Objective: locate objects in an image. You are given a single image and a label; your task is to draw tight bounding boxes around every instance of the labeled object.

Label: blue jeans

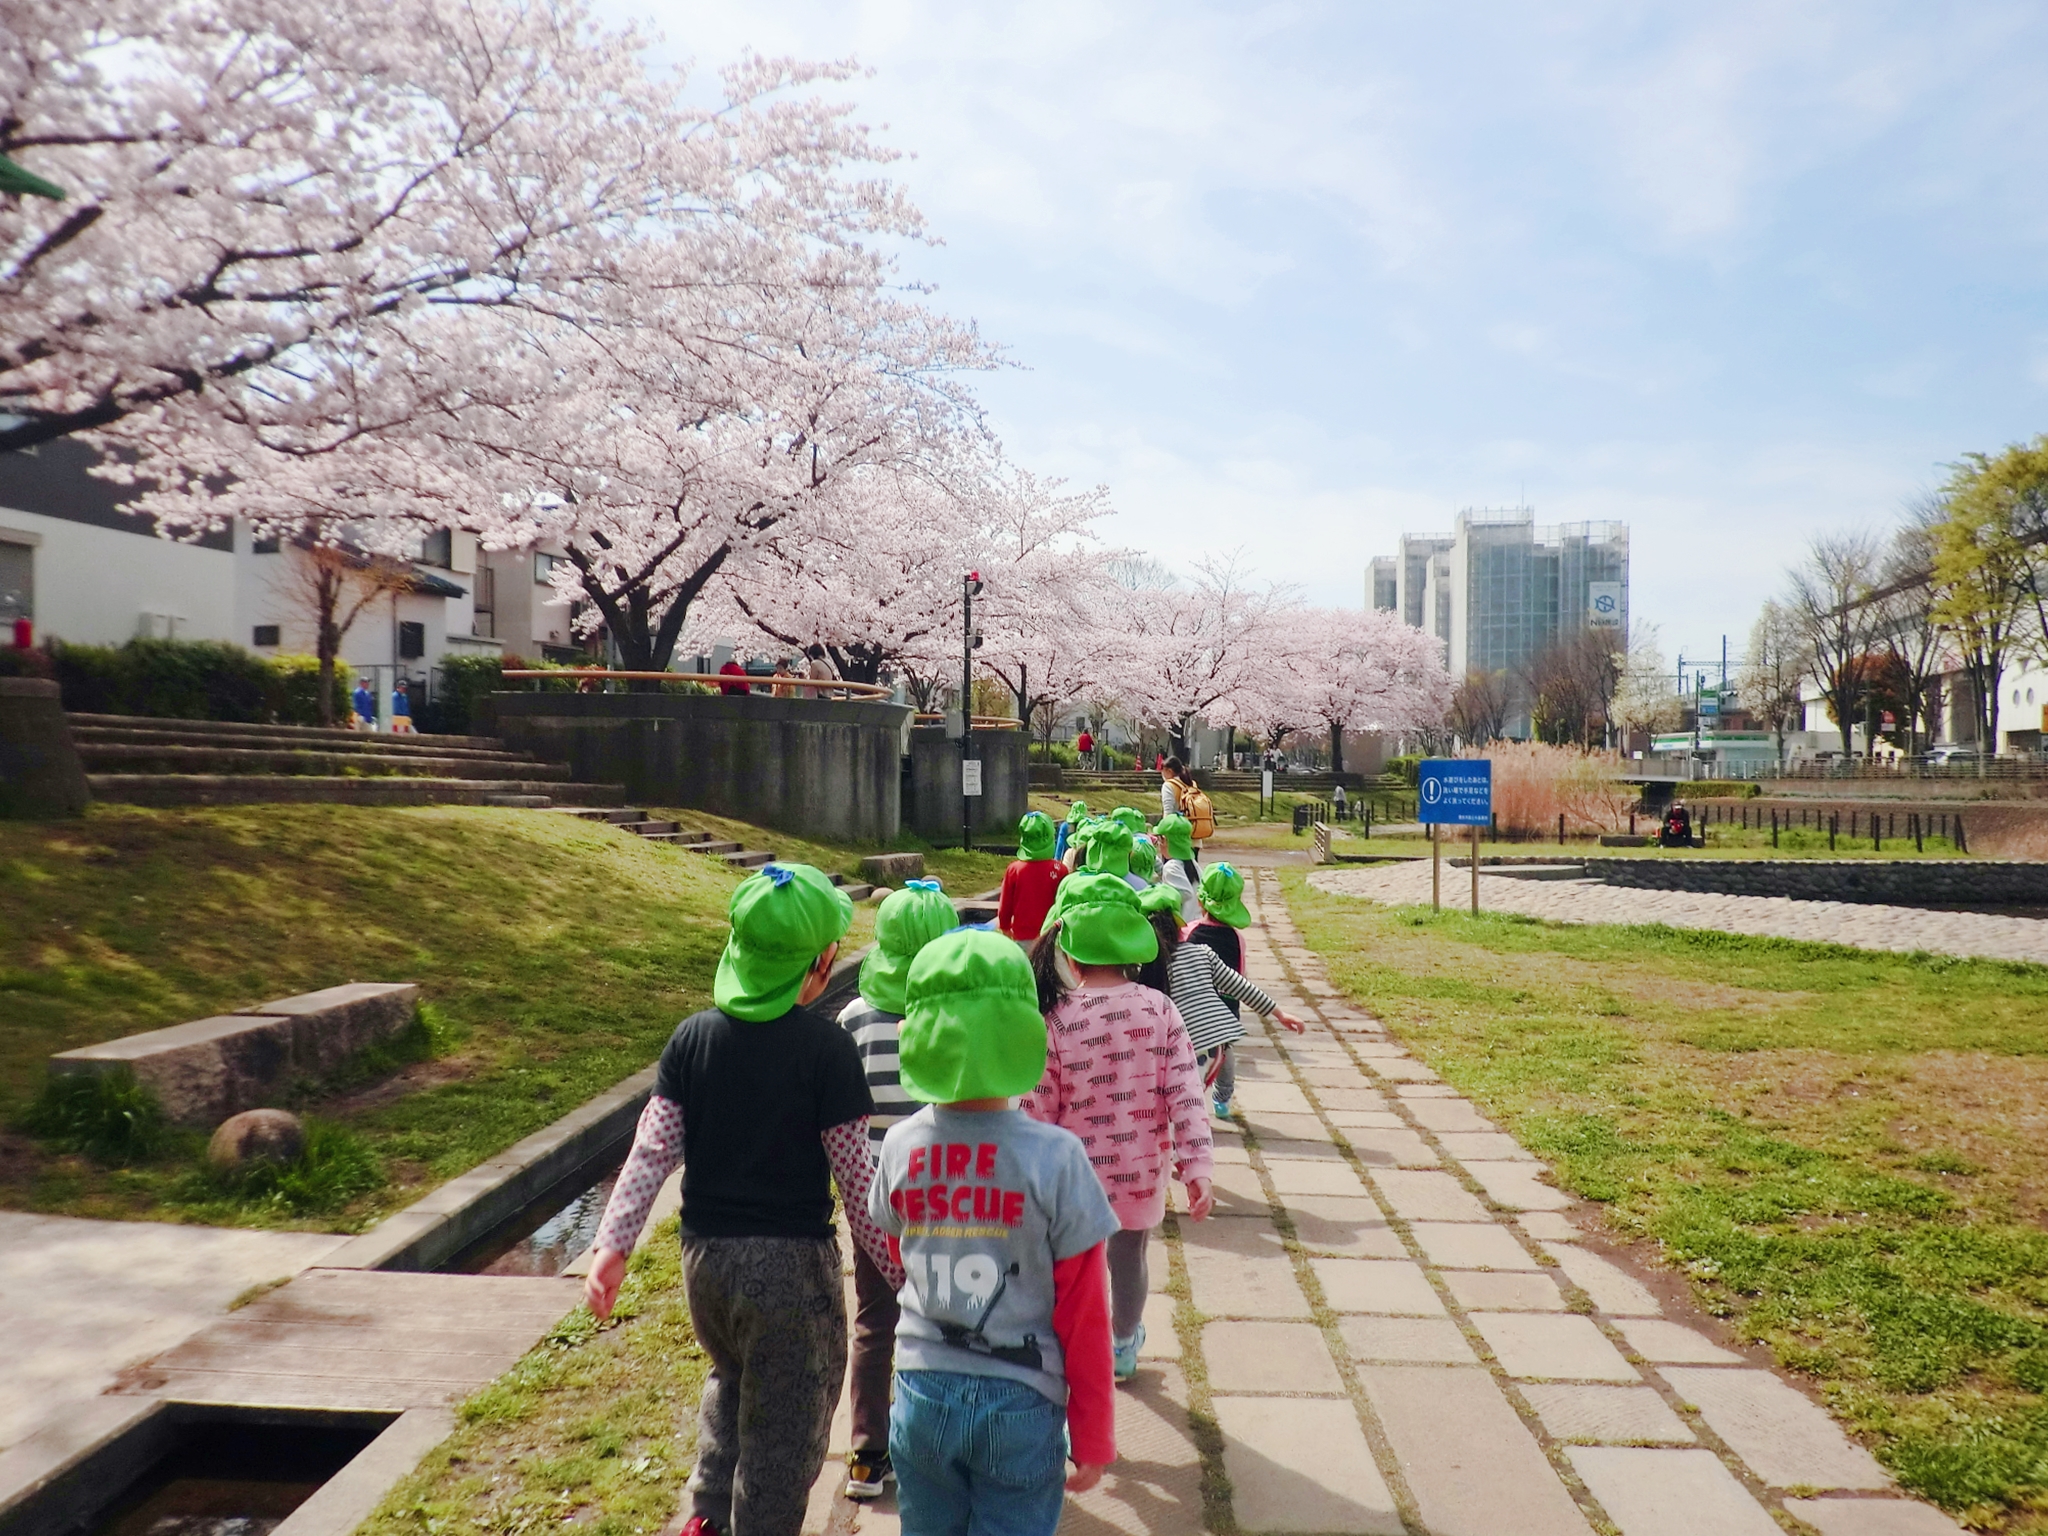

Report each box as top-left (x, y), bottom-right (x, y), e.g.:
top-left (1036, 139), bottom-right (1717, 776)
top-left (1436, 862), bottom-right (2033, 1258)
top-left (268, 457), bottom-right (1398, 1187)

top-left (890, 1370), bottom-right (1068, 1536)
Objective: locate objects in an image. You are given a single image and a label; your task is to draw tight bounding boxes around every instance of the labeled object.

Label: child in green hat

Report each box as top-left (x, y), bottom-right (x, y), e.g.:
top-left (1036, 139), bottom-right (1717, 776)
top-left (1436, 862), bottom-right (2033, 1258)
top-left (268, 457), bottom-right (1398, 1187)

top-left (1024, 874), bottom-right (1213, 1382)
top-left (999, 811), bottom-right (1067, 942)
top-left (1155, 813), bottom-right (1200, 921)
top-left (585, 863), bottom-right (903, 1536)
top-left (872, 929), bottom-right (1122, 1532)
top-left (836, 879), bottom-right (958, 1501)
top-left (1053, 799), bottom-right (1089, 865)
top-left (1173, 863), bottom-right (1305, 1120)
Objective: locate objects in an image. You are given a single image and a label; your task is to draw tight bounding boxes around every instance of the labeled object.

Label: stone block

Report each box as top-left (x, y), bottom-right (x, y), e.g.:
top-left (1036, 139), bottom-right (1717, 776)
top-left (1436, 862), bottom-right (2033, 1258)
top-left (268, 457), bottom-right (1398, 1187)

top-left (1409, 1221), bottom-right (1539, 1270)
top-left (1240, 1109), bottom-right (1327, 1143)
top-left (1518, 1211), bottom-right (1581, 1243)
top-left (1542, 1243), bottom-right (1660, 1316)
top-left (1185, 1252), bottom-right (1310, 1319)
top-left (1311, 1258), bottom-right (1446, 1315)
top-left (1202, 1321), bottom-right (1345, 1394)
top-left (1404, 1097), bottom-right (1494, 1132)
top-left (1780, 1497), bottom-right (1969, 1535)
top-left (1257, 1132), bottom-right (1346, 1162)
top-left (1522, 1383), bottom-right (1696, 1445)
top-left (1213, 1396), bottom-right (1400, 1533)
top-left (1369, 1169), bottom-right (1491, 1223)
top-left (1205, 1161), bottom-right (1272, 1216)
top-left (1462, 1160), bottom-right (1572, 1211)
top-left (1436, 1131), bottom-right (1535, 1163)
top-left (1660, 1368), bottom-right (1891, 1490)
top-left (1567, 1446), bottom-right (1780, 1536)
top-left (1301, 1065), bottom-right (1371, 1089)
top-left (1614, 1319), bottom-right (1741, 1364)
top-left (1359, 1365), bottom-right (1598, 1536)
top-left (1231, 1081), bottom-right (1315, 1114)
top-left (1338, 1315), bottom-right (1475, 1364)
top-left (1283, 1195), bottom-right (1407, 1258)
top-left (1366, 1057), bottom-right (1440, 1082)
top-left (1325, 1109), bottom-right (1406, 1129)
top-left (1470, 1313), bottom-right (1638, 1381)
top-left (0, 678), bottom-right (90, 818)
top-left (254, 983), bottom-right (421, 1074)
top-left (1341, 1127), bottom-right (1439, 1167)
top-left (1265, 1158), bottom-right (1365, 1197)
top-left (860, 851), bottom-right (926, 884)
top-left (1443, 1270), bottom-right (1564, 1312)
top-left (1140, 1292), bottom-right (1180, 1358)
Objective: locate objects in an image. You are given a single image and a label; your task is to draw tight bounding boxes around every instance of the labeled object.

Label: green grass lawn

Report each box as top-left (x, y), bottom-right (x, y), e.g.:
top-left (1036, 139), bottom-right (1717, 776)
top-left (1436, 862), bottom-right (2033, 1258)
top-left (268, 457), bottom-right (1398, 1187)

top-left (1283, 873), bottom-right (2048, 1529)
top-left (0, 801), bottom-right (1007, 1233)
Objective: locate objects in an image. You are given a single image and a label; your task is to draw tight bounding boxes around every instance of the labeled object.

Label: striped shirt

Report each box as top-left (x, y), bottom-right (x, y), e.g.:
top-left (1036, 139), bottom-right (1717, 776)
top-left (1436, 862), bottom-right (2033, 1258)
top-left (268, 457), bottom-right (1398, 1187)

top-left (1166, 943), bottom-right (1277, 1056)
top-left (838, 998), bottom-right (919, 1147)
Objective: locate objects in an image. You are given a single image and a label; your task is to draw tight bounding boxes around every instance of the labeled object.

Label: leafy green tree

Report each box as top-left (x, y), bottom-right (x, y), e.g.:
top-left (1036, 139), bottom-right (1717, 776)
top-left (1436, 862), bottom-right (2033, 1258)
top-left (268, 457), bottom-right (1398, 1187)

top-left (1929, 447), bottom-right (2040, 751)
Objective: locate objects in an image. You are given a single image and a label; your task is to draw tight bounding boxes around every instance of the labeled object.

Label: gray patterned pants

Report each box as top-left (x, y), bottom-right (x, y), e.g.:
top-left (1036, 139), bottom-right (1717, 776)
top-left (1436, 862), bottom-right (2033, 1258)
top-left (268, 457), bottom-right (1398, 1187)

top-left (682, 1235), bottom-right (848, 1536)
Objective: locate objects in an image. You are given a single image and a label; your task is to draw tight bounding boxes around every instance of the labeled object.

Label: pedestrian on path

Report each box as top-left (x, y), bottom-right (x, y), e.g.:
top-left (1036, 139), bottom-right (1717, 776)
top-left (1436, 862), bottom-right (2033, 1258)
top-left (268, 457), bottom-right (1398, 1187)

top-left (835, 880), bottom-right (958, 1502)
top-left (871, 928), bottom-right (1121, 1535)
top-left (1158, 756), bottom-right (1185, 818)
top-left (583, 863), bottom-right (902, 1536)
top-left (1156, 813), bottom-right (1200, 920)
top-left (1169, 865), bottom-right (1305, 1118)
top-left (389, 677), bottom-right (415, 732)
top-left (352, 677), bottom-right (376, 730)
top-left (1053, 799), bottom-right (1088, 866)
top-left (1000, 812), bottom-right (1067, 942)
top-left (1024, 873), bottom-right (1212, 1381)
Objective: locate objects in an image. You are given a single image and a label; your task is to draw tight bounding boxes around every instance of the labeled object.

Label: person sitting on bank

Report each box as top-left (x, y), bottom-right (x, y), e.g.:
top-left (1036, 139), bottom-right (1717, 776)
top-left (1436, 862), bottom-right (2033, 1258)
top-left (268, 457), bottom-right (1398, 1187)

top-left (584, 863), bottom-right (903, 1536)
top-left (1659, 804), bottom-right (1693, 848)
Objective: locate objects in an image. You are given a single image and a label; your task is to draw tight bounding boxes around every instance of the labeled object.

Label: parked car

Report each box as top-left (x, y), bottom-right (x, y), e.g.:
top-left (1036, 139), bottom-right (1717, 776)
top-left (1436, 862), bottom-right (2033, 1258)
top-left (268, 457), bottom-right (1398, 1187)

top-left (1924, 745), bottom-right (1986, 766)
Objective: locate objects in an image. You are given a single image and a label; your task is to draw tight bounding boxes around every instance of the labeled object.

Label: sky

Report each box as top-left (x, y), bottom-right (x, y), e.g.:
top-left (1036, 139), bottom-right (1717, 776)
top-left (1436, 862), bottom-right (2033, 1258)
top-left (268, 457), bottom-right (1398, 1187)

top-left (598, 0), bottom-right (2048, 670)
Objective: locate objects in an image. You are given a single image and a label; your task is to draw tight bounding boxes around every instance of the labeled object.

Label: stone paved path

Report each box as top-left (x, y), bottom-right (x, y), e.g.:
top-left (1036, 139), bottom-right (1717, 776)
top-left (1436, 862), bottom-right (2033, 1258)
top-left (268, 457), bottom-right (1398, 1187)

top-left (1311, 858), bottom-right (2048, 963)
top-left (798, 870), bottom-right (1965, 1536)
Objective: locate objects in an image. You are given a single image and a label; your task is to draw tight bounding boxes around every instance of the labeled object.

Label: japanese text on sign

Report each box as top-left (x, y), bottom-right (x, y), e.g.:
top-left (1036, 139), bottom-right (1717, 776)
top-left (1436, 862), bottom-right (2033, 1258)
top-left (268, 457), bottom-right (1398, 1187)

top-left (1417, 758), bottom-right (1492, 826)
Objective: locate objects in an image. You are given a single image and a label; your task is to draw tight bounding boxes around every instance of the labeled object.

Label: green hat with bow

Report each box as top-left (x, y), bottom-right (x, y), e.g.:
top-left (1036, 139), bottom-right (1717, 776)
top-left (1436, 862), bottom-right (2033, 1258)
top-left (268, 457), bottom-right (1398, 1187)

top-left (899, 929), bottom-right (1048, 1101)
top-left (1137, 883), bottom-right (1182, 918)
top-left (1064, 799), bottom-right (1090, 825)
top-left (1156, 812), bottom-right (1196, 862)
top-left (1128, 834), bottom-right (1158, 884)
top-left (1197, 862), bottom-right (1251, 928)
top-left (1017, 810), bottom-right (1057, 861)
top-left (1109, 806), bottom-right (1149, 837)
top-left (1080, 820), bottom-right (1133, 878)
top-left (859, 880), bottom-right (958, 1015)
top-left (1051, 871), bottom-right (1159, 966)
top-left (714, 863), bottom-right (854, 1021)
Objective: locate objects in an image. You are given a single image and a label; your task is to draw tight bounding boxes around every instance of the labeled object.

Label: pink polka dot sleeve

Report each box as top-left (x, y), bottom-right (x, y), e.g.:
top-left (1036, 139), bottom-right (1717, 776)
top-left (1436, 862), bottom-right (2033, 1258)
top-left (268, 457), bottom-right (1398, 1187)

top-left (823, 1117), bottom-right (905, 1292)
top-left (594, 1094), bottom-right (686, 1257)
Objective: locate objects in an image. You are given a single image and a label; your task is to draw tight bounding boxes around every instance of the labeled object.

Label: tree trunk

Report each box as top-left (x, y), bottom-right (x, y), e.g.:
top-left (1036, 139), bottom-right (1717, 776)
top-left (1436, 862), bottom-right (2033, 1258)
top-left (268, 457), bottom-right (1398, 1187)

top-left (314, 571), bottom-right (341, 728)
top-left (1329, 720), bottom-right (1344, 775)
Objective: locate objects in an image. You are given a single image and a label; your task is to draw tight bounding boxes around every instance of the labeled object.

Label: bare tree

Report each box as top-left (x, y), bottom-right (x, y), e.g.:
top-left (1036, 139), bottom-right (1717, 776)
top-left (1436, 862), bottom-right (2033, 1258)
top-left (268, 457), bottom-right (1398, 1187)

top-left (1740, 599), bottom-right (1810, 762)
top-left (1449, 670), bottom-right (1512, 743)
top-left (1523, 629), bottom-right (1622, 747)
top-left (270, 538), bottom-right (417, 727)
top-left (1612, 621), bottom-right (1680, 746)
top-left (1787, 532), bottom-right (1884, 757)
top-left (1874, 511), bottom-right (1948, 755)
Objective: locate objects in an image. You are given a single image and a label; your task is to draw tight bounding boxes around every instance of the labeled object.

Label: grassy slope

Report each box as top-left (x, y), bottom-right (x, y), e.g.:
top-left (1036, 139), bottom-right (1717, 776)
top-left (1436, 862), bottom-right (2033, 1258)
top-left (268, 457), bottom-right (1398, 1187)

top-left (1283, 873), bottom-right (2048, 1529)
top-left (0, 802), bottom-right (1004, 1231)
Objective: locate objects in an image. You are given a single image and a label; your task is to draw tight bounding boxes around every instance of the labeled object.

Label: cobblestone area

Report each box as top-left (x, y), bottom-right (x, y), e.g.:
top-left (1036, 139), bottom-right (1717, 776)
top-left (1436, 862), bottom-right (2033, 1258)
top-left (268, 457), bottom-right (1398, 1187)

top-left (795, 872), bottom-right (1966, 1536)
top-left (1310, 858), bottom-right (2048, 963)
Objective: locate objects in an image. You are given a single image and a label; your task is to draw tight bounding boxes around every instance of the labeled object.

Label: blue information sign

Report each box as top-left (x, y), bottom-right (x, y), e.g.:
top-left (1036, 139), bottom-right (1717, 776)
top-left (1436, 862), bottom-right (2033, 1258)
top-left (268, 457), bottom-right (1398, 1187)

top-left (1417, 758), bottom-right (1492, 826)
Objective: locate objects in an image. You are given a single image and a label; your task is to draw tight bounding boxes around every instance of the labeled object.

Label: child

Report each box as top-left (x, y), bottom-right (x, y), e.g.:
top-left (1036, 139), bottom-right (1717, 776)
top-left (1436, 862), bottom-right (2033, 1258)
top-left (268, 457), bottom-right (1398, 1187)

top-left (999, 812), bottom-right (1066, 942)
top-left (1025, 873), bottom-right (1213, 1380)
top-left (873, 929), bottom-right (1122, 1534)
top-left (1155, 813), bottom-right (1200, 921)
top-left (1053, 799), bottom-right (1089, 865)
top-left (584, 864), bottom-right (903, 1536)
top-left (1171, 864), bottom-right (1305, 1119)
top-left (1127, 832), bottom-right (1159, 888)
top-left (837, 880), bottom-right (959, 1501)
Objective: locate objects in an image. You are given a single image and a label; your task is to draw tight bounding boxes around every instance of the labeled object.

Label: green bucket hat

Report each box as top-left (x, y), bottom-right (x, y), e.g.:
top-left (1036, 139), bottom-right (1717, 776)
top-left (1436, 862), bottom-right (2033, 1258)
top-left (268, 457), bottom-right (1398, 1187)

top-left (1017, 811), bottom-right (1057, 862)
top-left (714, 863), bottom-right (854, 1021)
top-left (1109, 806), bottom-right (1148, 837)
top-left (1197, 862), bottom-right (1251, 928)
top-left (859, 880), bottom-right (958, 1016)
top-left (899, 929), bottom-right (1048, 1102)
top-left (1064, 799), bottom-right (1090, 825)
top-left (1051, 871), bottom-right (1159, 966)
top-left (1128, 835), bottom-right (1158, 884)
top-left (1080, 821), bottom-right (1133, 878)
top-left (1137, 883), bottom-right (1182, 918)
top-left (1156, 812), bottom-right (1196, 862)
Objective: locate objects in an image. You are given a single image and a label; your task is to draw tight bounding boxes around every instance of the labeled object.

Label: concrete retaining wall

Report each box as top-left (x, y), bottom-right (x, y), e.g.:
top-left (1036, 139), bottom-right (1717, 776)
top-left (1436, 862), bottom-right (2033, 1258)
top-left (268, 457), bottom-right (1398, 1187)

top-left (903, 727), bottom-right (1030, 845)
top-left (1585, 858), bottom-right (2048, 905)
top-left (0, 678), bottom-right (89, 818)
top-left (484, 692), bottom-right (913, 844)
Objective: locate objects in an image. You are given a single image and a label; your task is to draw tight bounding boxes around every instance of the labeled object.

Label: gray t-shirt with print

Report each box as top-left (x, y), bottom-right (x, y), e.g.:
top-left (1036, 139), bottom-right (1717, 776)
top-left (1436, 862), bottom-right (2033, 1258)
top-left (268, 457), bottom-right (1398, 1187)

top-left (870, 1105), bottom-right (1120, 1404)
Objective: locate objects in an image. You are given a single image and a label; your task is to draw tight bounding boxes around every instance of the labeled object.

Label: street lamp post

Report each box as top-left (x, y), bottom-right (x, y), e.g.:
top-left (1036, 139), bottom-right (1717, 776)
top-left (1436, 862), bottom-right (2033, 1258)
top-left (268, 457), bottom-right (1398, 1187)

top-left (962, 570), bottom-right (983, 851)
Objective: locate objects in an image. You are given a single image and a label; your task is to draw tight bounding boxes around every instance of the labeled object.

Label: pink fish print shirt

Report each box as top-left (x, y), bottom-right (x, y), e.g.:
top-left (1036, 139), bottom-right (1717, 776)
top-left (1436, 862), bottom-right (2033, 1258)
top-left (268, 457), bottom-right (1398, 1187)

top-left (1022, 981), bottom-right (1213, 1229)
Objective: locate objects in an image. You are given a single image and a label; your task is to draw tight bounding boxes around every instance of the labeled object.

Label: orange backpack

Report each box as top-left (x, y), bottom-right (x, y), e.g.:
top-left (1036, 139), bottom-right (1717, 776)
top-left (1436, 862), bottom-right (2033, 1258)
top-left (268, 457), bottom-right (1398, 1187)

top-left (1174, 778), bottom-right (1215, 840)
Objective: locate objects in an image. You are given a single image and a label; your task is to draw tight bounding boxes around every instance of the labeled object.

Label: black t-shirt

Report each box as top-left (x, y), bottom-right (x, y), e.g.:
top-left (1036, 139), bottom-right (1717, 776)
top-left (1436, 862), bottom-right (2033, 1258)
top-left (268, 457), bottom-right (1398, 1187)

top-left (1184, 922), bottom-right (1245, 1017)
top-left (653, 1004), bottom-right (875, 1239)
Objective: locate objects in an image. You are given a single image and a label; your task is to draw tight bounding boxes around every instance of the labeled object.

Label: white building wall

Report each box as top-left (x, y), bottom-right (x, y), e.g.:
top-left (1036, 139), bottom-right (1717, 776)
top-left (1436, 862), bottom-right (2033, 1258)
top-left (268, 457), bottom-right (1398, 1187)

top-left (0, 503), bottom-right (239, 646)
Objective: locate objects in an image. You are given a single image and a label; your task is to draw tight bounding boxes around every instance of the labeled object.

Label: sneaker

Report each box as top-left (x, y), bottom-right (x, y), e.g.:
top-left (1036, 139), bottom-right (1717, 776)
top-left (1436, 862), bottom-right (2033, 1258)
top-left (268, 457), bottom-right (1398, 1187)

top-left (680, 1518), bottom-right (721, 1536)
top-left (1113, 1323), bottom-right (1146, 1382)
top-left (1212, 1097), bottom-right (1234, 1122)
top-left (844, 1453), bottom-right (893, 1501)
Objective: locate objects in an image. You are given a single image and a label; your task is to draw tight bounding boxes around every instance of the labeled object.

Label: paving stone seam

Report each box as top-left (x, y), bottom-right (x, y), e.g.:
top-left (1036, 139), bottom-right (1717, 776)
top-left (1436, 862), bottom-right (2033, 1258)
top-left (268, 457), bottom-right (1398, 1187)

top-left (1154, 1207), bottom-right (1238, 1535)
top-left (1250, 872), bottom-right (1883, 1536)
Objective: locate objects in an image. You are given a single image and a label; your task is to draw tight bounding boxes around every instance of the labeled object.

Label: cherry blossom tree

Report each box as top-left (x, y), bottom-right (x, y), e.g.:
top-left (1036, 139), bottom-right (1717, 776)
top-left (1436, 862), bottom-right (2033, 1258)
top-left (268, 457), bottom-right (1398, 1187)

top-left (1117, 557), bottom-right (1297, 757)
top-left (1268, 607), bottom-right (1451, 771)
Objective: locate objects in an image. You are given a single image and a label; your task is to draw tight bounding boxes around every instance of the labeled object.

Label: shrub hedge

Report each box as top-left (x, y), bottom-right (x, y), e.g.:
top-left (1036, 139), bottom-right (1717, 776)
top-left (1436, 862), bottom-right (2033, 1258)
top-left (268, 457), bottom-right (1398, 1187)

top-left (39, 638), bottom-right (349, 724)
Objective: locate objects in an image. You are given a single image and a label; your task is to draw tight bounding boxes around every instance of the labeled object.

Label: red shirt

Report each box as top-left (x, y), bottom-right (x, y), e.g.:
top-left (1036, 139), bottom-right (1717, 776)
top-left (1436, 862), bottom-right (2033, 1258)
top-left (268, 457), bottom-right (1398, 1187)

top-left (998, 858), bottom-right (1066, 941)
top-left (717, 660), bottom-right (749, 696)
top-left (1076, 731), bottom-right (1093, 753)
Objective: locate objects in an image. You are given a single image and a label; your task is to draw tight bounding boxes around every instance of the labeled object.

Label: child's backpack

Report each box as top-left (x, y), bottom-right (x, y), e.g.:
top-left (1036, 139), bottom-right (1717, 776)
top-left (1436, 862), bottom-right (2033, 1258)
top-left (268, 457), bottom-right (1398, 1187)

top-left (1175, 779), bottom-right (1216, 840)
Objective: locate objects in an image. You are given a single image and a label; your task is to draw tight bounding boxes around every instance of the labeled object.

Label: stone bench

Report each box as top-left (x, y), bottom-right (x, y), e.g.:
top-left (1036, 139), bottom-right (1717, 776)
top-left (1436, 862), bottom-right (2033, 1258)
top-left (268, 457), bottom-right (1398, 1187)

top-left (49, 983), bottom-right (419, 1127)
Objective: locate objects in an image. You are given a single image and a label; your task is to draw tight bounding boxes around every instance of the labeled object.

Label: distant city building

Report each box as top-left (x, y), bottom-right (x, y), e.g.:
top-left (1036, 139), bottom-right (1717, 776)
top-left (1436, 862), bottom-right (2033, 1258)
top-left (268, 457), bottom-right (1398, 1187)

top-left (1367, 507), bottom-right (1629, 738)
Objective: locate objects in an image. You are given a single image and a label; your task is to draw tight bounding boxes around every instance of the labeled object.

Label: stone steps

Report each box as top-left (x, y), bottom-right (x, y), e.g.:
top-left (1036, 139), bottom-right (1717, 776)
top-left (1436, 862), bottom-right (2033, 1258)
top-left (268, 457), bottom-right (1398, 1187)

top-left (75, 742), bottom-right (573, 780)
top-left (551, 807), bottom-right (876, 897)
top-left (86, 775), bottom-right (623, 808)
top-left (65, 712), bottom-right (507, 752)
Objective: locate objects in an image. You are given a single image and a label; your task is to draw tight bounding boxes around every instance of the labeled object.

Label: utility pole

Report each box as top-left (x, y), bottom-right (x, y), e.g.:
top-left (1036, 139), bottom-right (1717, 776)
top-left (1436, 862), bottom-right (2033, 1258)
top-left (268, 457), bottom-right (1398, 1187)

top-left (961, 570), bottom-right (983, 851)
